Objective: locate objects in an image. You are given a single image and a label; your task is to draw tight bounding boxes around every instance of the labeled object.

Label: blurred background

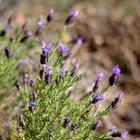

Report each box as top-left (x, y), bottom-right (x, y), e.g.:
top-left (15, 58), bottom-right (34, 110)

top-left (0, 0), bottom-right (140, 139)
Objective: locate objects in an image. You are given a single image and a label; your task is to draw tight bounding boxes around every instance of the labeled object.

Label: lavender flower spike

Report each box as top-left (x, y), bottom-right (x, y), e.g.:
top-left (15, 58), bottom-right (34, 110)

top-left (70, 64), bottom-right (79, 77)
top-left (63, 117), bottom-right (71, 128)
top-left (93, 73), bottom-right (104, 92)
top-left (65, 10), bottom-right (79, 25)
top-left (69, 10), bottom-right (79, 17)
top-left (39, 64), bottom-right (46, 80)
top-left (92, 94), bottom-right (104, 104)
top-left (112, 131), bottom-right (128, 138)
top-left (71, 124), bottom-right (78, 131)
top-left (60, 68), bottom-right (67, 78)
top-left (40, 41), bottom-right (51, 64)
top-left (41, 41), bottom-right (51, 54)
top-left (92, 120), bottom-right (101, 131)
top-left (47, 8), bottom-right (54, 22)
top-left (111, 92), bottom-right (123, 109)
top-left (58, 43), bottom-right (68, 55)
top-left (37, 20), bottom-right (44, 30)
top-left (48, 66), bottom-right (52, 74)
top-left (45, 66), bottom-right (53, 85)
top-left (109, 65), bottom-right (121, 86)
top-left (29, 101), bottom-right (36, 112)
top-left (26, 31), bottom-right (33, 37)
top-left (72, 37), bottom-right (83, 45)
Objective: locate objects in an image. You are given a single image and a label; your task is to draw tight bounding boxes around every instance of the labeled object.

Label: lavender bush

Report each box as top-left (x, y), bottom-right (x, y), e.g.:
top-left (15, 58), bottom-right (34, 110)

top-left (0, 9), bottom-right (128, 140)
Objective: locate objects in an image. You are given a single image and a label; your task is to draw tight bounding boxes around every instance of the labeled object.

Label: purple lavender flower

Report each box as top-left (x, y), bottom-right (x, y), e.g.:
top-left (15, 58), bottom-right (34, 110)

top-left (23, 73), bottom-right (29, 84)
top-left (72, 37), bottom-right (83, 45)
top-left (22, 18), bottom-right (31, 32)
top-left (113, 65), bottom-right (121, 76)
top-left (26, 31), bottom-right (33, 37)
top-left (18, 59), bottom-right (26, 67)
top-left (63, 117), bottom-right (71, 128)
top-left (58, 43), bottom-right (68, 55)
top-left (69, 10), bottom-right (79, 17)
top-left (92, 120), bottom-right (101, 131)
top-left (109, 65), bottom-right (121, 86)
top-left (5, 47), bottom-right (13, 58)
top-left (40, 41), bottom-right (51, 64)
top-left (35, 20), bottom-right (44, 36)
top-left (41, 41), bottom-right (51, 54)
top-left (37, 20), bottom-right (44, 30)
top-left (93, 73), bottom-right (104, 92)
top-left (65, 10), bottom-right (79, 25)
top-left (47, 8), bottom-right (54, 22)
top-left (111, 131), bottom-right (128, 138)
top-left (20, 31), bottom-right (32, 43)
top-left (40, 53), bottom-right (47, 64)
top-left (71, 124), bottom-right (78, 131)
top-left (39, 64), bottom-right (46, 80)
top-left (48, 66), bottom-right (52, 74)
top-left (92, 94), bottom-right (104, 104)
top-left (29, 101), bottom-right (36, 112)
top-left (31, 91), bottom-right (37, 100)
top-left (109, 125), bottom-right (116, 132)
top-left (45, 66), bottom-right (53, 85)
top-left (60, 68), bottom-right (67, 78)
top-left (111, 92), bottom-right (123, 109)
top-left (70, 64), bottom-right (79, 77)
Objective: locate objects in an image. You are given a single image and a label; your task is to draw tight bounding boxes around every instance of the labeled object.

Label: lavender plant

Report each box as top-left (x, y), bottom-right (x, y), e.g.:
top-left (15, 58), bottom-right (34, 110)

top-left (14, 10), bottom-right (128, 140)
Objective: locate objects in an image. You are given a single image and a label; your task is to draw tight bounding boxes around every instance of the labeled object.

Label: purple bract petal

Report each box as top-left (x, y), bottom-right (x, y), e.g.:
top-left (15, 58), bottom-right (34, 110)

top-left (112, 65), bottom-right (121, 76)
top-left (37, 20), bottom-right (43, 30)
top-left (121, 131), bottom-right (128, 137)
top-left (69, 10), bottom-right (79, 17)
top-left (26, 31), bottom-right (33, 37)
top-left (49, 8), bottom-right (54, 17)
top-left (97, 73), bottom-right (104, 81)
top-left (48, 66), bottom-right (52, 74)
top-left (58, 43), bottom-right (68, 54)
top-left (60, 68), bottom-right (67, 78)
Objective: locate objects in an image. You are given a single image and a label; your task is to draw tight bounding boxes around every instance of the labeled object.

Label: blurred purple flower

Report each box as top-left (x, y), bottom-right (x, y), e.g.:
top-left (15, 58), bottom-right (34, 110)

top-left (92, 120), bottom-right (101, 131)
top-left (63, 117), bottom-right (71, 128)
top-left (109, 65), bottom-right (121, 86)
top-left (18, 60), bottom-right (26, 67)
top-left (41, 41), bottom-right (51, 54)
top-left (22, 18), bottom-right (31, 32)
top-left (32, 91), bottom-right (37, 100)
top-left (111, 92), bottom-right (123, 109)
top-left (37, 20), bottom-right (44, 30)
top-left (92, 94), bottom-right (104, 104)
top-left (112, 65), bottom-right (121, 76)
top-left (29, 101), bottom-right (36, 112)
top-left (26, 31), bottom-right (33, 37)
top-left (70, 64), bottom-right (79, 77)
top-left (72, 37), bottom-right (83, 45)
top-left (60, 68), bottom-right (67, 78)
top-left (69, 10), bottom-right (79, 17)
top-left (47, 8), bottom-right (54, 22)
top-left (112, 131), bottom-right (128, 138)
top-left (58, 43), bottom-right (68, 55)
top-left (48, 66), bottom-right (52, 74)
top-left (93, 73), bottom-right (104, 92)
top-left (71, 124), bottom-right (78, 131)
top-left (65, 10), bottom-right (79, 25)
